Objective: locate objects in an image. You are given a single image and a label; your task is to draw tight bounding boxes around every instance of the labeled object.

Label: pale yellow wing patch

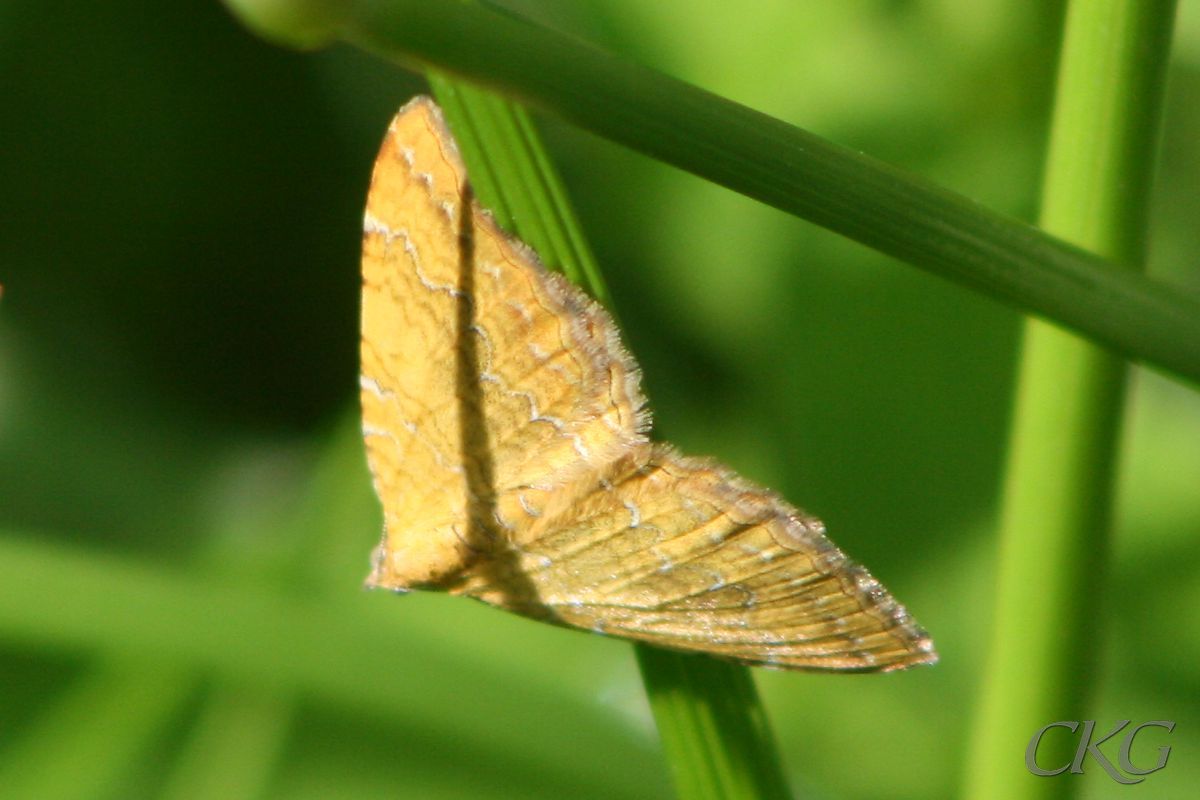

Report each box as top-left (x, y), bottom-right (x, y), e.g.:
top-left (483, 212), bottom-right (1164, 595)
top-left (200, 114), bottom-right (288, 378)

top-left (361, 96), bottom-right (936, 671)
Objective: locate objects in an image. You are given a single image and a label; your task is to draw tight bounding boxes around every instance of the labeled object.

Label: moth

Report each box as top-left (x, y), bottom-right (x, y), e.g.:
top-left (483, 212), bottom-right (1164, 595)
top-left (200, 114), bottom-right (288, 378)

top-left (360, 96), bottom-right (935, 671)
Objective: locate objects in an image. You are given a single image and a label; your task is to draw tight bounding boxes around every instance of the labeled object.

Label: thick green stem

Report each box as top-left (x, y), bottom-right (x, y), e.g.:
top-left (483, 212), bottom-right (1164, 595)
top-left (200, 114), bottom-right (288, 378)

top-left (305, 0), bottom-right (1200, 385)
top-left (965, 2), bottom-right (1177, 798)
top-left (635, 648), bottom-right (791, 800)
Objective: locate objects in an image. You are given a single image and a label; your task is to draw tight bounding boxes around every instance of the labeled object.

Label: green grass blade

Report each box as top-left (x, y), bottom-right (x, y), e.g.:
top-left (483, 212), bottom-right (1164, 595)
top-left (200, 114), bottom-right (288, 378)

top-left (428, 77), bottom-right (793, 800)
top-left (635, 648), bottom-right (791, 800)
top-left (156, 418), bottom-right (373, 800)
top-left (161, 683), bottom-right (294, 800)
top-left (311, 0), bottom-right (1200, 385)
top-left (0, 657), bottom-right (195, 800)
top-left (965, 2), bottom-right (1177, 798)
top-left (0, 532), bottom-right (658, 799)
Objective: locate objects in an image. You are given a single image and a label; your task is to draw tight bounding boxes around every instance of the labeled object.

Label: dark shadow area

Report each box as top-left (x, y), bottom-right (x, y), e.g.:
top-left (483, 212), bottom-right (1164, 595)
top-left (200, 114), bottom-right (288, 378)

top-left (449, 184), bottom-right (552, 619)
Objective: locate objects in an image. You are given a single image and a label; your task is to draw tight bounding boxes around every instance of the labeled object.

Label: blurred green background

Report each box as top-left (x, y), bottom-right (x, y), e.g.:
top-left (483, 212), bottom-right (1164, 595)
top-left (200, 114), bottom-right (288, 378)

top-left (2, 1), bottom-right (1198, 798)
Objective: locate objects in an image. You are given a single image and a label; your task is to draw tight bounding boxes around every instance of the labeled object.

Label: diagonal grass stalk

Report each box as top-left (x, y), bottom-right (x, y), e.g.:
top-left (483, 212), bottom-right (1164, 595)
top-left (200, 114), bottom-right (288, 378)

top-left (223, 0), bottom-right (1200, 385)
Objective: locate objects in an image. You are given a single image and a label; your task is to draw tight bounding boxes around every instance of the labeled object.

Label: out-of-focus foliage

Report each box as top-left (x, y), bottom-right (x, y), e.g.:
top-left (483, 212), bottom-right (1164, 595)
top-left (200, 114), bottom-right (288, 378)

top-left (1, 1), bottom-right (1197, 798)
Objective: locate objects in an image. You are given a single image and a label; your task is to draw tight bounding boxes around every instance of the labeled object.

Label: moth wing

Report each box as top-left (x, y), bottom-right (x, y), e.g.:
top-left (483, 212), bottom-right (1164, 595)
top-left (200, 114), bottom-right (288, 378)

top-left (361, 98), bottom-right (647, 586)
top-left (462, 444), bottom-right (935, 672)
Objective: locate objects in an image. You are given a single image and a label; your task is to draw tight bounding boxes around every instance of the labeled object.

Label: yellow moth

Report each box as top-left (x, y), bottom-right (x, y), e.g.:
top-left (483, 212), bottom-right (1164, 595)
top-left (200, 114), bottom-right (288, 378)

top-left (360, 97), bottom-right (935, 672)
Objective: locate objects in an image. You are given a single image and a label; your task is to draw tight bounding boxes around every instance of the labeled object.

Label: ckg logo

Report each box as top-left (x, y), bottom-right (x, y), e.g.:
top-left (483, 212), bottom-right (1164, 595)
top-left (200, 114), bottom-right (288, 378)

top-left (1026, 720), bottom-right (1174, 784)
